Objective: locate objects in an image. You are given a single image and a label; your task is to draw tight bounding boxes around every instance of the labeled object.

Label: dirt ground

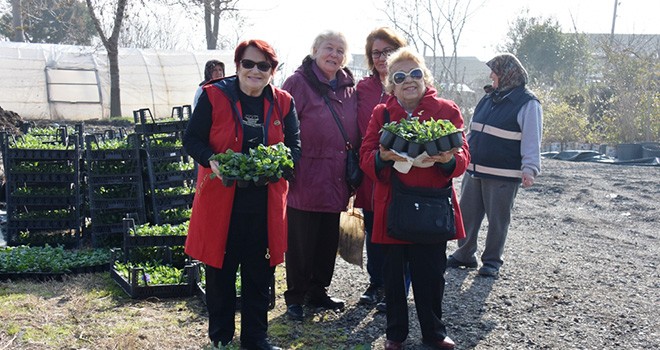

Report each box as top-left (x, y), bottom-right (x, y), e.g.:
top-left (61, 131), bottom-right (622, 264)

top-left (0, 158), bottom-right (658, 349)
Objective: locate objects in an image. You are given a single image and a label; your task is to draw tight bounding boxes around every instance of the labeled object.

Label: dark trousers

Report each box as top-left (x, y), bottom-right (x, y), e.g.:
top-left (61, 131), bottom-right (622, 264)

top-left (364, 210), bottom-right (385, 287)
top-left (206, 210), bottom-right (274, 346)
top-left (383, 243), bottom-right (448, 343)
top-left (284, 207), bottom-right (340, 305)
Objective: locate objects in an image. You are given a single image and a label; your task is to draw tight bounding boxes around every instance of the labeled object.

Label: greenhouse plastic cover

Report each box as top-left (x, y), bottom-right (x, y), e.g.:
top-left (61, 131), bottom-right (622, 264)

top-left (0, 41), bottom-right (234, 120)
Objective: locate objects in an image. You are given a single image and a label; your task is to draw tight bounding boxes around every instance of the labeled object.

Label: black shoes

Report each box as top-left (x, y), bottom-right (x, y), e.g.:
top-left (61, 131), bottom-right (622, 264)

top-left (446, 255), bottom-right (478, 268)
top-left (286, 304), bottom-right (304, 321)
top-left (241, 339), bottom-right (282, 350)
top-left (308, 295), bottom-right (345, 310)
top-left (359, 284), bottom-right (382, 305)
top-left (478, 265), bottom-right (499, 277)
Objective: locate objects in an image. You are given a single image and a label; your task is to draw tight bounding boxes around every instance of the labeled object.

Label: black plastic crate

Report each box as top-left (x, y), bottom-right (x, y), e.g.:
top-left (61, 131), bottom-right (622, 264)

top-left (144, 147), bottom-right (188, 159)
top-left (86, 174), bottom-right (144, 185)
top-left (10, 195), bottom-right (77, 206)
top-left (152, 169), bottom-right (196, 183)
top-left (86, 148), bottom-right (141, 161)
top-left (11, 172), bottom-right (78, 183)
top-left (6, 228), bottom-right (82, 248)
top-left (89, 197), bottom-right (145, 211)
top-left (110, 248), bottom-right (198, 299)
top-left (8, 218), bottom-right (81, 231)
top-left (151, 193), bottom-right (194, 209)
top-left (5, 148), bottom-right (79, 160)
top-left (122, 218), bottom-right (187, 250)
top-left (134, 120), bottom-right (188, 135)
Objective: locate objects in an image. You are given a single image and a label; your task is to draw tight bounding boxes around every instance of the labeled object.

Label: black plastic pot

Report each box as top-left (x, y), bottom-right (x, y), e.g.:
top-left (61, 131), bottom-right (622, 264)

top-left (236, 179), bottom-right (251, 188)
top-left (379, 130), bottom-right (396, 149)
top-left (448, 132), bottom-right (463, 149)
top-left (254, 176), bottom-right (269, 186)
top-left (437, 135), bottom-right (452, 152)
top-left (424, 140), bottom-right (440, 156)
top-left (221, 177), bottom-right (236, 187)
top-left (391, 135), bottom-right (409, 153)
top-left (407, 142), bottom-right (424, 158)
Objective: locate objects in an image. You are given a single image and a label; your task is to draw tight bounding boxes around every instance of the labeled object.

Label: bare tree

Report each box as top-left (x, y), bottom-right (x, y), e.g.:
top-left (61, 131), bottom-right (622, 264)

top-left (85, 0), bottom-right (127, 118)
top-left (383, 0), bottom-right (476, 87)
top-left (10, 0), bottom-right (23, 41)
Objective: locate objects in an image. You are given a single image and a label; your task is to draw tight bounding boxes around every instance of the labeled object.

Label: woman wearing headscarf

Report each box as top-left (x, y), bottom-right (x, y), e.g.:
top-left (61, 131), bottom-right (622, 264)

top-left (447, 53), bottom-right (543, 277)
top-left (193, 59), bottom-right (225, 109)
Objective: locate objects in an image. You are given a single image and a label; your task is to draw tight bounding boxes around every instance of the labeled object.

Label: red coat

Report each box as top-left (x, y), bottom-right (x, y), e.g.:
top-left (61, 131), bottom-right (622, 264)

top-left (185, 82), bottom-right (293, 269)
top-left (354, 74), bottom-right (389, 211)
top-left (358, 87), bottom-right (470, 244)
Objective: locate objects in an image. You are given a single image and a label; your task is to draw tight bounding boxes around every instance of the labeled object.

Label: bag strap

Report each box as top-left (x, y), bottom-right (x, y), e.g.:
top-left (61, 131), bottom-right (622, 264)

top-left (322, 94), bottom-right (353, 151)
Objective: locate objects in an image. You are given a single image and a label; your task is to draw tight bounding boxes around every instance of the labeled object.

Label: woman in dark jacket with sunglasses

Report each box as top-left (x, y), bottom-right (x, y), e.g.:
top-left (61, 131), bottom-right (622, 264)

top-left (360, 47), bottom-right (469, 350)
top-left (184, 39), bottom-right (301, 350)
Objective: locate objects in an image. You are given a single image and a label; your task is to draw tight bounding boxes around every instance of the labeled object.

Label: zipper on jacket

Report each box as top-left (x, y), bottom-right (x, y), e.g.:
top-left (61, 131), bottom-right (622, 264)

top-left (265, 248), bottom-right (271, 259)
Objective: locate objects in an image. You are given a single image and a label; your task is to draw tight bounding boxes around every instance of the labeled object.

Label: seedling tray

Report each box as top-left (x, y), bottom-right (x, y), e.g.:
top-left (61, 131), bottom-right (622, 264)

top-left (135, 120), bottom-right (188, 135)
top-left (5, 148), bottom-right (78, 160)
top-left (110, 262), bottom-right (198, 299)
top-left (86, 149), bottom-right (140, 160)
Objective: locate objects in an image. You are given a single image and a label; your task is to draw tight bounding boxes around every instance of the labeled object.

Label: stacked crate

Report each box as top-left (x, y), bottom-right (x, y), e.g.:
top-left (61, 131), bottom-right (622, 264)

top-left (110, 217), bottom-right (196, 299)
top-left (84, 133), bottom-right (146, 247)
top-left (0, 126), bottom-right (84, 247)
top-left (133, 106), bottom-right (195, 225)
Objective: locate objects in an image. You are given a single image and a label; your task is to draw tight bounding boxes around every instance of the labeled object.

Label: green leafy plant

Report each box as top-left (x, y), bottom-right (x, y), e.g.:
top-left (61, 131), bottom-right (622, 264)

top-left (89, 138), bottom-right (131, 150)
top-left (113, 261), bottom-right (186, 286)
top-left (129, 221), bottom-right (189, 237)
top-left (208, 143), bottom-right (294, 182)
top-left (0, 245), bottom-right (110, 273)
top-left (382, 117), bottom-right (458, 142)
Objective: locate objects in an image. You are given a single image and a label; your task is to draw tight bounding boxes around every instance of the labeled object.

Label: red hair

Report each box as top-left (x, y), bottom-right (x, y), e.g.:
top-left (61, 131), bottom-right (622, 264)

top-left (234, 40), bottom-right (279, 74)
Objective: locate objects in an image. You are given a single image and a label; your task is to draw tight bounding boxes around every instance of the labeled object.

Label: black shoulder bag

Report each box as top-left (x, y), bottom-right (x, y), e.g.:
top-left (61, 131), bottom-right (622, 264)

top-left (322, 95), bottom-right (363, 193)
top-left (386, 175), bottom-right (456, 243)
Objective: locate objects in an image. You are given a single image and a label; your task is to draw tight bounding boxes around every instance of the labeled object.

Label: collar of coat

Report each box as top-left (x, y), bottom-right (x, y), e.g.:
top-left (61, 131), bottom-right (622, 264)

top-left (300, 55), bottom-right (355, 97)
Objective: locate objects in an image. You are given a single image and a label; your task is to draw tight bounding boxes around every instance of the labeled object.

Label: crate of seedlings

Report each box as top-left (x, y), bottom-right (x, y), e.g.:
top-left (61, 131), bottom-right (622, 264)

top-left (0, 245), bottom-right (111, 281)
top-left (110, 246), bottom-right (198, 299)
top-left (122, 217), bottom-right (188, 250)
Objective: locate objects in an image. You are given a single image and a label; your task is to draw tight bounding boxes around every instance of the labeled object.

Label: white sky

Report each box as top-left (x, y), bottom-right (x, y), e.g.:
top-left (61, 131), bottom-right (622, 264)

top-left (231, 0), bottom-right (659, 74)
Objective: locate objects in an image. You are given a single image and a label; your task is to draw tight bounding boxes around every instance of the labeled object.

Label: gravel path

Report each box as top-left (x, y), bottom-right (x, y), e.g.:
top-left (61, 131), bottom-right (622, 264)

top-left (317, 158), bottom-right (659, 349)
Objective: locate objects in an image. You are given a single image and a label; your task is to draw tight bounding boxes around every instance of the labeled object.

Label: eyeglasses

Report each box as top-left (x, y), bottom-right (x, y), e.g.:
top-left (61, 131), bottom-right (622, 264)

top-left (392, 68), bottom-right (424, 85)
top-left (371, 48), bottom-right (394, 59)
top-left (240, 59), bottom-right (272, 72)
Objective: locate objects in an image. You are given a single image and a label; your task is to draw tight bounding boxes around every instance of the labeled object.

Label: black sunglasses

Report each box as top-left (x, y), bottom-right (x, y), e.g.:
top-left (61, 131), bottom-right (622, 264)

top-left (240, 59), bottom-right (272, 72)
top-left (392, 68), bottom-right (424, 85)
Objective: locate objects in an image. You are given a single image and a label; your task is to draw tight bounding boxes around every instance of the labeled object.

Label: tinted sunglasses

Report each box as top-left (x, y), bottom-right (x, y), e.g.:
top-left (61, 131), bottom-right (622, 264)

top-left (392, 68), bottom-right (424, 85)
top-left (240, 59), bottom-right (272, 72)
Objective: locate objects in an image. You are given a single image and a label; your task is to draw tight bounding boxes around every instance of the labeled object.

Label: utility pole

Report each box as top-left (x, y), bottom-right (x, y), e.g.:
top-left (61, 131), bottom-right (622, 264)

top-left (610, 0), bottom-right (618, 45)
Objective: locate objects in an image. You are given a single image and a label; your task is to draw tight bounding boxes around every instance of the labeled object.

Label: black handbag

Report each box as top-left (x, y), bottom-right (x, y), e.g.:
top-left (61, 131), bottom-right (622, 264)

top-left (387, 175), bottom-right (456, 243)
top-left (322, 95), bottom-right (363, 192)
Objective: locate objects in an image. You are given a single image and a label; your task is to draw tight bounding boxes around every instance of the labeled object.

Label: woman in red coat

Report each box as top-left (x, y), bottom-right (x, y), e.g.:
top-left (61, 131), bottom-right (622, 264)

top-left (183, 40), bottom-right (301, 350)
top-left (355, 27), bottom-right (408, 308)
top-left (359, 47), bottom-right (470, 350)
